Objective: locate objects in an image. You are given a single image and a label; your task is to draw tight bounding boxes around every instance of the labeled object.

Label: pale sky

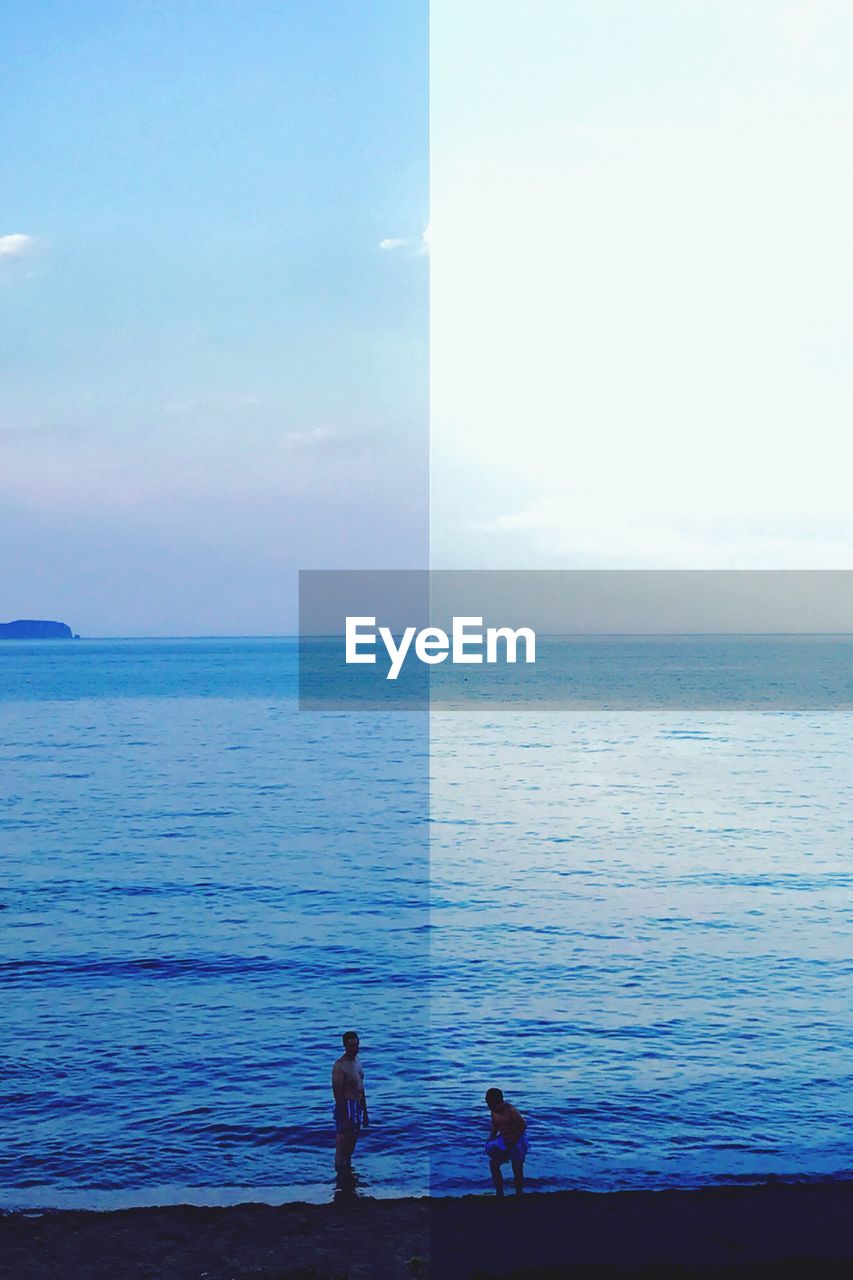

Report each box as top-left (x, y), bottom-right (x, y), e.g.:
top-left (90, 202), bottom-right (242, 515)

top-left (431, 0), bottom-right (853, 570)
top-left (1, 1), bottom-right (427, 635)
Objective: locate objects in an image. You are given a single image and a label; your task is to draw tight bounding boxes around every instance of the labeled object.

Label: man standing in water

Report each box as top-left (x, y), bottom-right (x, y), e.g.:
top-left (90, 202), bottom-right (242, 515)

top-left (332, 1030), bottom-right (369, 1173)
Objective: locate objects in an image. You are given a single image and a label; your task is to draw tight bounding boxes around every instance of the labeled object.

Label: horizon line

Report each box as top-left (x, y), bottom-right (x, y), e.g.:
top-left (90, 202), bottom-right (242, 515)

top-left (8, 631), bottom-right (853, 641)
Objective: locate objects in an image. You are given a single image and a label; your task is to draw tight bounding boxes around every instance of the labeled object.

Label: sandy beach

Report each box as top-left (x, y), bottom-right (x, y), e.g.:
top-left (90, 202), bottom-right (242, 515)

top-left (2, 1181), bottom-right (852, 1280)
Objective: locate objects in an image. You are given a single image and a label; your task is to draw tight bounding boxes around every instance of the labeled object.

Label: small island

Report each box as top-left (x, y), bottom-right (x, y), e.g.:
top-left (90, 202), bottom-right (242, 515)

top-left (0, 619), bottom-right (78, 639)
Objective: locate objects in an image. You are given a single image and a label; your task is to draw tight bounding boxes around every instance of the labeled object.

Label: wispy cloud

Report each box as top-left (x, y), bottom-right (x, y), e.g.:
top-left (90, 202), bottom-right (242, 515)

top-left (378, 225), bottom-right (430, 255)
top-left (276, 426), bottom-right (369, 453)
top-left (472, 501), bottom-right (853, 569)
top-left (0, 233), bottom-right (37, 259)
top-left (279, 427), bottom-right (337, 449)
top-left (163, 392), bottom-right (262, 416)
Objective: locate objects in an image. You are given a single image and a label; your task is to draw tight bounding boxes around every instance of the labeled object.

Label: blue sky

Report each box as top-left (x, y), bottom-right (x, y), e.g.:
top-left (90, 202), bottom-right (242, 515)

top-left (1, 1), bottom-right (427, 634)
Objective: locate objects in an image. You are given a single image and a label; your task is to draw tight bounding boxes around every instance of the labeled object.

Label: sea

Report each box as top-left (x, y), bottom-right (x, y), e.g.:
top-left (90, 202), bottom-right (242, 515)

top-left (1, 637), bottom-right (852, 1207)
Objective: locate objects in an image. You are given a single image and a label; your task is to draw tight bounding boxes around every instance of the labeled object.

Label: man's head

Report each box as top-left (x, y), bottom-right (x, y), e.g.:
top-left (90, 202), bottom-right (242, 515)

top-left (342, 1030), bottom-right (360, 1059)
top-left (485, 1088), bottom-right (504, 1109)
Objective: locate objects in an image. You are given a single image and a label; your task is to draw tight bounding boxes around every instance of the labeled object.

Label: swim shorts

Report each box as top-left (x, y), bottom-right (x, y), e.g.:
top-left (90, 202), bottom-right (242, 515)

top-left (334, 1099), bottom-right (363, 1134)
top-left (485, 1133), bottom-right (529, 1163)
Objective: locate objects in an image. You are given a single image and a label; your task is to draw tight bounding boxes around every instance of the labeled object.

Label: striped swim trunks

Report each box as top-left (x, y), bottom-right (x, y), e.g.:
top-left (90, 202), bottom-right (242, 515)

top-left (334, 1099), bottom-right (363, 1133)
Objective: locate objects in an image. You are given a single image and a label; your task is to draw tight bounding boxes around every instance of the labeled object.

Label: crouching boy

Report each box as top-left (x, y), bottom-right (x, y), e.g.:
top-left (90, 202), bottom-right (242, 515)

top-left (484, 1087), bottom-right (529, 1197)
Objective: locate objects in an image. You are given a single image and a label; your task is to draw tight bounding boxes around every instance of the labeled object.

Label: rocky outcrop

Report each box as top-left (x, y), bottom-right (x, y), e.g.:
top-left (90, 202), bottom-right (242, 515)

top-left (0, 619), bottom-right (77, 639)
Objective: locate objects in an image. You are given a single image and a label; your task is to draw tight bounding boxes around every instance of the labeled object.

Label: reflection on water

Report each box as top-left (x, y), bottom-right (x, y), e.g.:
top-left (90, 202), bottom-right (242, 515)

top-left (430, 707), bottom-right (853, 1191)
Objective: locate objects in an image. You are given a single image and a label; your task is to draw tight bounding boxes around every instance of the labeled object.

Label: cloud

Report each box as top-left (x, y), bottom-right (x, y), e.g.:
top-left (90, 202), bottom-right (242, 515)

top-left (279, 427), bottom-right (337, 449)
top-left (163, 392), bottom-right (262, 416)
top-left (0, 233), bottom-right (37, 259)
top-left (378, 225), bottom-right (430, 254)
top-left (276, 426), bottom-right (368, 453)
top-left (471, 501), bottom-right (853, 569)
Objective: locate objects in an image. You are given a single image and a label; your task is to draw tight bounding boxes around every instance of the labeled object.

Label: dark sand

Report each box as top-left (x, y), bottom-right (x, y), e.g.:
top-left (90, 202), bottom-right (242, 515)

top-left (2, 1182), bottom-right (852, 1280)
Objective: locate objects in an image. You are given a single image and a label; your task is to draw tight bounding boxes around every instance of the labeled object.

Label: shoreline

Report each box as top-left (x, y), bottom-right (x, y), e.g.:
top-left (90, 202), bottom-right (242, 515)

top-left (1, 1170), bottom-right (850, 1214)
top-left (2, 1180), bottom-right (852, 1279)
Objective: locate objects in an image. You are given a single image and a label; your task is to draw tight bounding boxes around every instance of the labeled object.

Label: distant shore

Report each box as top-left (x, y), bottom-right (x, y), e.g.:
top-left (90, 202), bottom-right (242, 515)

top-left (0, 619), bottom-right (77, 639)
top-left (2, 1180), bottom-right (852, 1279)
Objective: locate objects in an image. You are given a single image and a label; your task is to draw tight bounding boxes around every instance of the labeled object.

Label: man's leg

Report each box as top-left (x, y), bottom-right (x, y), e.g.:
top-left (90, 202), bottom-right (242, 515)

top-left (489, 1156), bottom-right (505, 1197)
top-left (511, 1158), bottom-right (524, 1196)
top-left (336, 1121), bottom-right (358, 1169)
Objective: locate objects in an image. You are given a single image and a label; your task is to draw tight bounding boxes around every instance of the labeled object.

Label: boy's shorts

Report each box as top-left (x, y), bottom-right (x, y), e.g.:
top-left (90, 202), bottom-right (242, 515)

top-left (485, 1133), bottom-right (529, 1164)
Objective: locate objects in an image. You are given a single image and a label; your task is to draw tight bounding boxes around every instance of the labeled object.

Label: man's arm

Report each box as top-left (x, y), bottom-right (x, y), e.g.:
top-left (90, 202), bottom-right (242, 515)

top-left (360, 1084), bottom-right (369, 1128)
top-left (332, 1064), bottom-right (350, 1126)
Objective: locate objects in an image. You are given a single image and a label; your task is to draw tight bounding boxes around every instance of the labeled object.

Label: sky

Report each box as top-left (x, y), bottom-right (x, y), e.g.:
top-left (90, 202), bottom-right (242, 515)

top-left (431, 0), bottom-right (853, 571)
top-left (1, 0), bottom-right (427, 635)
top-left (5, 3), bottom-right (853, 636)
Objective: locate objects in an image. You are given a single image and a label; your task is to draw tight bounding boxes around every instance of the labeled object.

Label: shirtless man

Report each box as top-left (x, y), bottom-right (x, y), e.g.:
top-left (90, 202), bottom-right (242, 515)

top-left (332, 1030), bottom-right (369, 1173)
top-left (485, 1087), bottom-right (529, 1197)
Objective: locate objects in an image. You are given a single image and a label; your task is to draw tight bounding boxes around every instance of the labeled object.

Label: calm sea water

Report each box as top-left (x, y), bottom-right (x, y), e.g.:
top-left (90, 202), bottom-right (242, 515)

top-left (1, 638), bottom-right (851, 1206)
